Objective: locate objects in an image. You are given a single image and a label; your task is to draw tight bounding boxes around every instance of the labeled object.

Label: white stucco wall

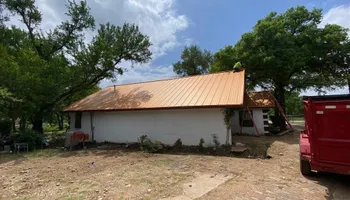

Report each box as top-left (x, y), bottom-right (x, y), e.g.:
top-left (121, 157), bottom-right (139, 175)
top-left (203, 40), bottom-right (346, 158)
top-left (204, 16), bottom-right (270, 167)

top-left (69, 112), bottom-right (91, 136)
top-left (69, 108), bottom-right (227, 146)
top-left (231, 109), bottom-right (265, 135)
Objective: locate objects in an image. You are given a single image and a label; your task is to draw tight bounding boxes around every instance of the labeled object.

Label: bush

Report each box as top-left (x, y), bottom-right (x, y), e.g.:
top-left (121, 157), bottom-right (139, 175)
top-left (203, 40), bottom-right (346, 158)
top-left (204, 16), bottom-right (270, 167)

top-left (211, 134), bottom-right (220, 149)
top-left (9, 130), bottom-right (43, 150)
top-left (0, 119), bottom-right (12, 137)
top-left (173, 138), bottom-right (183, 149)
top-left (199, 138), bottom-right (204, 149)
top-left (138, 135), bottom-right (162, 153)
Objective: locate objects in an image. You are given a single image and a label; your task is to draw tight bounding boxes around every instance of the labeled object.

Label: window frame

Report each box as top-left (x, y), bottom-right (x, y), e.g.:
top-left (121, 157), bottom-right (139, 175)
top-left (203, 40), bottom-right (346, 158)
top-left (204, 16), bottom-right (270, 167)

top-left (239, 110), bottom-right (254, 127)
top-left (75, 112), bottom-right (82, 129)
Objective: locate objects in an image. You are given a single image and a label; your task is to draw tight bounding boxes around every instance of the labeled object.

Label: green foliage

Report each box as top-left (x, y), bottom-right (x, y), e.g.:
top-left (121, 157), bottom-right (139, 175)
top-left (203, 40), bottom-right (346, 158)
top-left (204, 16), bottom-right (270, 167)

top-left (199, 138), bottom-right (205, 149)
top-left (9, 130), bottom-right (42, 150)
top-left (211, 134), bottom-right (220, 149)
top-left (210, 45), bottom-right (237, 73)
top-left (222, 108), bottom-right (234, 129)
top-left (222, 108), bottom-right (234, 145)
top-left (173, 138), bottom-right (183, 149)
top-left (173, 45), bottom-right (212, 76)
top-left (0, 0), bottom-right (152, 132)
top-left (285, 92), bottom-right (303, 115)
top-left (0, 119), bottom-right (12, 137)
top-left (0, 88), bottom-right (21, 117)
top-left (139, 135), bottom-right (163, 153)
top-left (213, 6), bottom-right (350, 111)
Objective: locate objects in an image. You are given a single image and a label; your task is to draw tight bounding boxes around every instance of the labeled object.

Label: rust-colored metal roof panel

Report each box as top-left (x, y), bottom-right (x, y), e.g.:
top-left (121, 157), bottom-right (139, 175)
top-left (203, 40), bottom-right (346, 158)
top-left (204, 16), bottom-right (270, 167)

top-left (64, 70), bottom-right (246, 112)
top-left (245, 91), bottom-right (275, 108)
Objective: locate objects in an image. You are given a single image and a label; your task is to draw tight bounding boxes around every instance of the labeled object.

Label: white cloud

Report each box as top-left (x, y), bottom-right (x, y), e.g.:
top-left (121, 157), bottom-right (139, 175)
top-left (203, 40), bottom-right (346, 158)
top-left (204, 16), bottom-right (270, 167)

top-left (7, 0), bottom-right (188, 86)
top-left (100, 62), bottom-right (176, 87)
top-left (86, 0), bottom-right (188, 59)
top-left (184, 37), bottom-right (193, 46)
top-left (311, 4), bottom-right (350, 95)
top-left (320, 5), bottom-right (350, 35)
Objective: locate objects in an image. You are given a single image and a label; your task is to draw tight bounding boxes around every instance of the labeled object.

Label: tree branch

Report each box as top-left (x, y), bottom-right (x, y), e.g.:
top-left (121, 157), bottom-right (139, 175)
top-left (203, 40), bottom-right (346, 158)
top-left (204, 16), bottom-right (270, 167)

top-left (14, 6), bottom-right (42, 57)
top-left (49, 16), bottom-right (85, 56)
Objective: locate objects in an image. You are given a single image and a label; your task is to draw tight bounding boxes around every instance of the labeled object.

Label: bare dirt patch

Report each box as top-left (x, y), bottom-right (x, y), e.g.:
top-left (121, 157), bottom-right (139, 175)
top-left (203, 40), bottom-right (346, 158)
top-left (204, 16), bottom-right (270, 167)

top-left (1, 132), bottom-right (349, 200)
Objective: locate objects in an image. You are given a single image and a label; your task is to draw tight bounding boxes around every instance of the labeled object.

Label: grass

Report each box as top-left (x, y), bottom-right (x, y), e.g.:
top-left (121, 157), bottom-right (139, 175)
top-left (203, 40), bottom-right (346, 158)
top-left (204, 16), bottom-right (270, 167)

top-left (43, 124), bottom-right (67, 137)
top-left (0, 149), bottom-right (64, 163)
top-left (288, 117), bottom-right (304, 122)
top-left (25, 149), bottom-right (64, 157)
top-left (62, 195), bottom-right (85, 200)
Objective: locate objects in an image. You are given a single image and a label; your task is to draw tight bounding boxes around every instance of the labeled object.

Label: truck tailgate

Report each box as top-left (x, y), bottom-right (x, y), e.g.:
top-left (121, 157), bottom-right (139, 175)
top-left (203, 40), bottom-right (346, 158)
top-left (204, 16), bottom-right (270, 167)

top-left (314, 108), bottom-right (350, 165)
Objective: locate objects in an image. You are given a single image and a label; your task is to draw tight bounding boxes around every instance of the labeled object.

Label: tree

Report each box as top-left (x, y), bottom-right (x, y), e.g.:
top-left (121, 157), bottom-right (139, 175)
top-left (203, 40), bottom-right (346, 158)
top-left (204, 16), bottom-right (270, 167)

top-left (222, 108), bottom-right (234, 145)
top-left (173, 45), bottom-right (212, 76)
top-left (1, 0), bottom-right (152, 133)
top-left (285, 92), bottom-right (303, 115)
top-left (213, 6), bottom-right (349, 129)
top-left (49, 85), bottom-right (100, 130)
top-left (210, 45), bottom-right (238, 73)
top-left (345, 41), bottom-right (350, 93)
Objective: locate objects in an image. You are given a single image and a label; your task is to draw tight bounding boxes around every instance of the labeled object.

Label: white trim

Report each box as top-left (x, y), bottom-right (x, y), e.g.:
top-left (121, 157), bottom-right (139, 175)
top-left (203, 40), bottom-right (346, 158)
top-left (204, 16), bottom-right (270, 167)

top-left (316, 111), bottom-right (324, 114)
top-left (325, 105), bottom-right (336, 109)
top-left (347, 105), bottom-right (350, 109)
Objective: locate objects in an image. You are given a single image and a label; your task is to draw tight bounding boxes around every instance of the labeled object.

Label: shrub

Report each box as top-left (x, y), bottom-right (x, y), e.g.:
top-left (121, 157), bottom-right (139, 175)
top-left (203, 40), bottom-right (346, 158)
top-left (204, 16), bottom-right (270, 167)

top-left (199, 138), bottom-right (204, 149)
top-left (0, 119), bottom-right (12, 137)
top-left (9, 130), bottom-right (43, 150)
top-left (173, 138), bottom-right (183, 149)
top-left (138, 135), bottom-right (162, 153)
top-left (211, 134), bottom-right (220, 149)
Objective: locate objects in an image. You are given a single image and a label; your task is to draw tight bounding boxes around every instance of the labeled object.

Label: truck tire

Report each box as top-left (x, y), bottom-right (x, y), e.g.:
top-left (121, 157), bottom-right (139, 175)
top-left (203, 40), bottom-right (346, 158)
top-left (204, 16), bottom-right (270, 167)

top-left (300, 159), bottom-right (312, 176)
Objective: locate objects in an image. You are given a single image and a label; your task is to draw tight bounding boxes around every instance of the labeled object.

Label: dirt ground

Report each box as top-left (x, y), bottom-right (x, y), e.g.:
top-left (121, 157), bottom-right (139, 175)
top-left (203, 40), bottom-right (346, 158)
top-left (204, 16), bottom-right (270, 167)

top-left (1, 132), bottom-right (350, 200)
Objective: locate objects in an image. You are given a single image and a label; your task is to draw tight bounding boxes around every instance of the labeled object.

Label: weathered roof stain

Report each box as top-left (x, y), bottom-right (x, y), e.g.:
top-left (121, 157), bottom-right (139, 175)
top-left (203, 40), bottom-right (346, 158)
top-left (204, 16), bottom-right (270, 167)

top-left (65, 70), bottom-right (246, 112)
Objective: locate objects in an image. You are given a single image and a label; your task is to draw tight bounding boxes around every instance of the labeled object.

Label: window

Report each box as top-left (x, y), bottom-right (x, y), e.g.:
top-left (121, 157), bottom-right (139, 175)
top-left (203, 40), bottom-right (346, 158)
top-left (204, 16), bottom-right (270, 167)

top-left (239, 110), bottom-right (253, 127)
top-left (75, 112), bottom-right (82, 129)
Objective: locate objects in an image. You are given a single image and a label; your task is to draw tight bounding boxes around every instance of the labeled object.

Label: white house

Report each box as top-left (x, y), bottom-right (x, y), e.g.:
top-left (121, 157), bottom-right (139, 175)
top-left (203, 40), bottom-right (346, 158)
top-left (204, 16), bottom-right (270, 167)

top-left (65, 70), bottom-right (275, 146)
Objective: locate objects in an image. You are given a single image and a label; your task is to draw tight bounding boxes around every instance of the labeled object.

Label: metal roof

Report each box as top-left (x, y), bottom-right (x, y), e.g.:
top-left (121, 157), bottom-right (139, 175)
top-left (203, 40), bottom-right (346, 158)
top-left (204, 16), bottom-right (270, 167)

top-left (245, 91), bottom-right (275, 108)
top-left (65, 70), bottom-right (246, 112)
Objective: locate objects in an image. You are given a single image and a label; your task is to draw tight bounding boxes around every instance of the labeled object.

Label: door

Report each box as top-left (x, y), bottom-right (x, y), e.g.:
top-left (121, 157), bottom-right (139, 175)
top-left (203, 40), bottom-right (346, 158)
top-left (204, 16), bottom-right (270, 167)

top-left (314, 107), bottom-right (350, 165)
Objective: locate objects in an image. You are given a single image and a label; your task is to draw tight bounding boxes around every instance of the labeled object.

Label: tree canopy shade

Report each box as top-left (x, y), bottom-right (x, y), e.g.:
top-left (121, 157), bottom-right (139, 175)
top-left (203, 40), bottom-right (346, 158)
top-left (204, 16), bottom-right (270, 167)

top-left (173, 45), bottom-right (213, 76)
top-left (0, 0), bottom-right (152, 133)
top-left (212, 6), bottom-right (350, 113)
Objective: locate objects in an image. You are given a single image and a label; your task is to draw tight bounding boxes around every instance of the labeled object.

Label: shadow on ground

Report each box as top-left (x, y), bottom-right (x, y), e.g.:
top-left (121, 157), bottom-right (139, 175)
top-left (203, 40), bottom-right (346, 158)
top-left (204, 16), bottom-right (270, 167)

top-left (0, 153), bottom-right (28, 165)
top-left (305, 173), bottom-right (350, 200)
top-left (232, 132), bottom-right (299, 146)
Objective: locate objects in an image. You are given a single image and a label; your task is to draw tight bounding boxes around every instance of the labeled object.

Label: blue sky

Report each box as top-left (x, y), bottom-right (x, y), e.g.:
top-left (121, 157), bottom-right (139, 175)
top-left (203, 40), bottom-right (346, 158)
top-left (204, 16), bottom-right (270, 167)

top-left (8, 0), bottom-right (350, 95)
top-left (159, 0), bottom-right (350, 95)
top-left (160, 0), bottom-right (350, 65)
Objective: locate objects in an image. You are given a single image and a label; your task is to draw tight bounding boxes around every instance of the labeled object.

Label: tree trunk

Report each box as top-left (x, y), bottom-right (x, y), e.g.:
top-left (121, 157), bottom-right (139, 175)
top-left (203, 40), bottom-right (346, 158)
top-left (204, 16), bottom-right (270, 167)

top-left (274, 86), bottom-right (287, 131)
top-left (32, 114), bottom-right (43, 134)
top-left (56, 113), bottom-right (64, 131)
top-left (19, 117), bottom-right (26, 131)
top-left (11, 118), bottom-right (16, 132)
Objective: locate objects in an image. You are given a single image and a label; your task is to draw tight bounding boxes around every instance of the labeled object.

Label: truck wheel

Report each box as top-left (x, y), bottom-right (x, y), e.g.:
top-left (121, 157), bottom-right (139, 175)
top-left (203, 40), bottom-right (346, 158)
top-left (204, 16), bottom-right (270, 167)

top-left (300, 159), bottom-right (312, 176)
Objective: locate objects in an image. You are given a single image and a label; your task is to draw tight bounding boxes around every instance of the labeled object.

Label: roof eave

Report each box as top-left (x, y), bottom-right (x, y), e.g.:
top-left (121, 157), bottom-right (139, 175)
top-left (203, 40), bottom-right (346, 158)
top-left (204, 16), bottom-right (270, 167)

top-left (64, 104), bottom-right (245, 112)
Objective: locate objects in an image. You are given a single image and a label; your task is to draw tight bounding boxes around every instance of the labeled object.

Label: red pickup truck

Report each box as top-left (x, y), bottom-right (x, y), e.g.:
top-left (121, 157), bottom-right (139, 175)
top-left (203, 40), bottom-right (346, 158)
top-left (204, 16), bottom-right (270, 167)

top-left (300, 94), bottom-right (350, 175)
